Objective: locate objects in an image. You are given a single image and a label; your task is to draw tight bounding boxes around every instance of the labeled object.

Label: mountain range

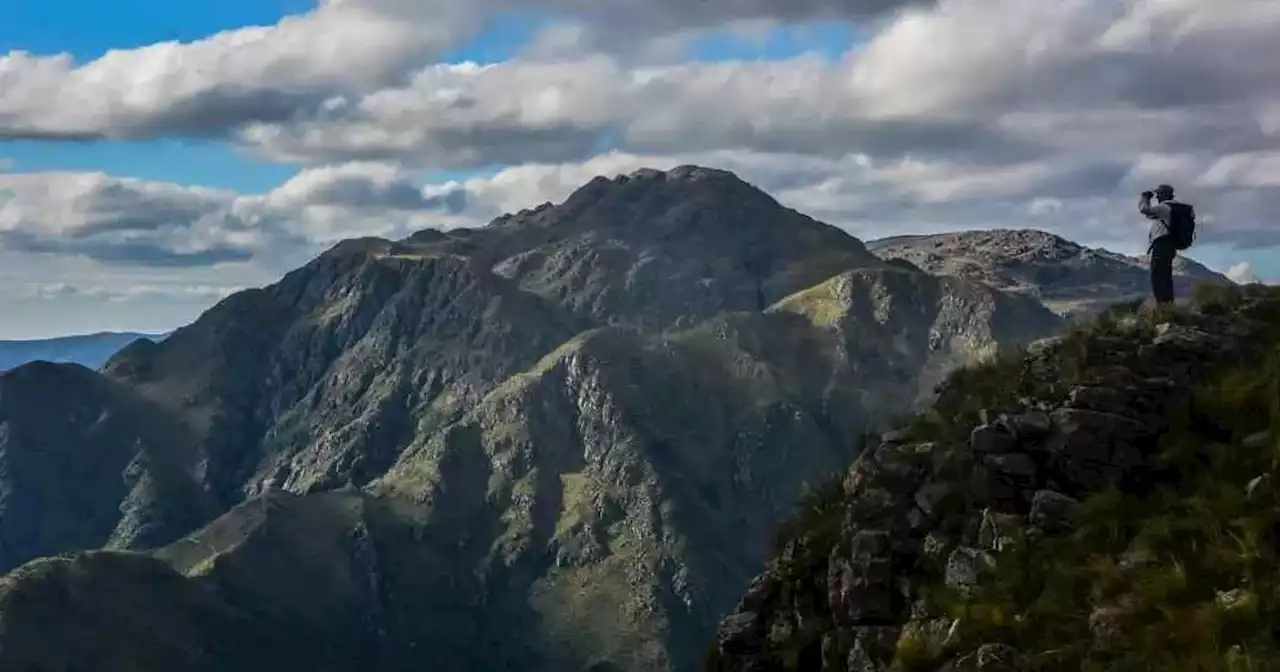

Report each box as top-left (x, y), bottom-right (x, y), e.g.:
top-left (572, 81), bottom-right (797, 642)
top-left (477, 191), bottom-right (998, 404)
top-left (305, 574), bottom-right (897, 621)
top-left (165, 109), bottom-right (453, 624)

top-left (0, 166), bottom-right (1236, 671)
top-left (0, 331), bottom-right (165, 372)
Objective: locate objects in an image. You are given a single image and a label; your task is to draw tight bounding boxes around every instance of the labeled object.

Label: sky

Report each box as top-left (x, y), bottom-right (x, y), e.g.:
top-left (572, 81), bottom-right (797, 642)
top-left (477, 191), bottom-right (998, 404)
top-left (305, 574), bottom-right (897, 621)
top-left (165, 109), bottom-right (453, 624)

top-left (1, 0), bottom-right (1278, 338)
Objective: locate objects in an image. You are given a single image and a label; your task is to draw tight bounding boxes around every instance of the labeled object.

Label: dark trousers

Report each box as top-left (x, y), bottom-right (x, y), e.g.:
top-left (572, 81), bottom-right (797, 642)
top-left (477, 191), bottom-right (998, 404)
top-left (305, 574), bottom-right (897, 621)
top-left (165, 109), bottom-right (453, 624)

top-left (1150, 236), bottom-right (1176, 304)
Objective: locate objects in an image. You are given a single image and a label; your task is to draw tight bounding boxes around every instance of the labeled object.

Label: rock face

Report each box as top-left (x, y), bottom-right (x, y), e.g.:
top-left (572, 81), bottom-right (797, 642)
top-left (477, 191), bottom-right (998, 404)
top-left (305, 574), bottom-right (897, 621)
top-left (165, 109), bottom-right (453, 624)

top-left (710, 285), bottom-right (1280, 671)
top-left (0, 166), bottom-right (1065, 672)
top-left (867, 229), bottom-right (1233, 319)
top-left (0, 363), bottom-right (217, 571)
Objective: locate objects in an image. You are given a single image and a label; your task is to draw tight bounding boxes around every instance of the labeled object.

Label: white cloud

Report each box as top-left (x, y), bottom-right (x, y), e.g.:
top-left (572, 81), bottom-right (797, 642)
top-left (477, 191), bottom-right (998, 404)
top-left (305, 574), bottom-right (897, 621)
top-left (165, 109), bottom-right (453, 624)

top-left (4, 0), bottom-right (1280, 336)
top-left (0, 165), bottom-right (468, 269)
top-left (1199, 151), bottom-right (1280, 188)
top-left (1226, 262), bottom-right (1259, 284)
top-left (0, 3), bottom-right (467, 140)
top-left (15, 281), bottom-right (243, 303)
top-left (215, 0), bottom-right (1280, 194)
top-left (0, 0), bottom-right (925, 141)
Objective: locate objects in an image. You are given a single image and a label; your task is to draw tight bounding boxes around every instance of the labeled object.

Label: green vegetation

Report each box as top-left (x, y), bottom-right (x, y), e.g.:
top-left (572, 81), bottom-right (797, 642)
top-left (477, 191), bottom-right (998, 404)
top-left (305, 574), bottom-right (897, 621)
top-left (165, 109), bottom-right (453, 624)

top-left (771, 274), bottom-right (855, 328)
top-left (898, 286), bottom-right (1280, 671)
top-left (923, 317), bottom-right (1280, 670)
top-left (743, 285), bottom-right (1280, 672)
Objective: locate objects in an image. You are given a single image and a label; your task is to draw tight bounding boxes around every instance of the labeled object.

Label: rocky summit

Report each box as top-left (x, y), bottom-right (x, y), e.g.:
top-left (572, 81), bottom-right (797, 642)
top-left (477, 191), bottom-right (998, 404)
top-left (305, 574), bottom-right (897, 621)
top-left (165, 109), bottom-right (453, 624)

top-left (867, 229), bottom-right (1232, 319)
top-left (710, 284), bottom-right (1280, 671)
top-left (0, 165), bottom-right (1067, 672)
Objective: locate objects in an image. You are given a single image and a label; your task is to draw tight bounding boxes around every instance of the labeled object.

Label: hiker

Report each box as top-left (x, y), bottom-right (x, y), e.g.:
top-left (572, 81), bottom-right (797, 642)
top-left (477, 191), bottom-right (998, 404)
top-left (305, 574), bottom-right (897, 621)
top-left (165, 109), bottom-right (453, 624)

top-left (1139, 184), bottom-right (1197, 305)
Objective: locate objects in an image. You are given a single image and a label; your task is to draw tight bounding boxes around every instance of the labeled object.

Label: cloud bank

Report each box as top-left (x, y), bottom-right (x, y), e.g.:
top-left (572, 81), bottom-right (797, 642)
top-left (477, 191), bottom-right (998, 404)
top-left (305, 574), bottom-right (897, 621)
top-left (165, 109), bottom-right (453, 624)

top-left (2, 0), bottom-right (1279, 335)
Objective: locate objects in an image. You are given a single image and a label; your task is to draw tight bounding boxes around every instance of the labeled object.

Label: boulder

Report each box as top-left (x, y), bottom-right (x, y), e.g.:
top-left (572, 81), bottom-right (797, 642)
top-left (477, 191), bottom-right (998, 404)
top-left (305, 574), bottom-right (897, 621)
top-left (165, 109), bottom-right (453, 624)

top-left (970, 424), bottom-right (1017, 455)
top-left (1000, 409), bottom-right (1051, 440)
top-left (1028, 489), bottom-right (1079, 533)
top-left (1043, 408), bottom-right (1148, 493)
top-left (982, 452), bottom-right (1038, 494)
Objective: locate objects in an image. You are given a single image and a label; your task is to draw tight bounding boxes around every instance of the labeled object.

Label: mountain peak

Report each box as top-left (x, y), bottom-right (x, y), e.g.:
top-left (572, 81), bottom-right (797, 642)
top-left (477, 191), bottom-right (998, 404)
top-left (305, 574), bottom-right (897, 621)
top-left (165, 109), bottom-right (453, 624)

top-left (546, 163), bottom-right (773, 220)
top-left (632, 164), bottom-right (742, 183)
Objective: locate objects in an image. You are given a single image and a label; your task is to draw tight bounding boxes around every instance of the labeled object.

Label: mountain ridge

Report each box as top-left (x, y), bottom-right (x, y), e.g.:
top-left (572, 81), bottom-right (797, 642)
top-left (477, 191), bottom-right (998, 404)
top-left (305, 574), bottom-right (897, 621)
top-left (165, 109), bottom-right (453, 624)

top-left (867, 228), bottom-right (1233, 318)
top-left (0, 164), bottom-right (1065, 672)
top-left (0, 331), bottom-right (166, 372)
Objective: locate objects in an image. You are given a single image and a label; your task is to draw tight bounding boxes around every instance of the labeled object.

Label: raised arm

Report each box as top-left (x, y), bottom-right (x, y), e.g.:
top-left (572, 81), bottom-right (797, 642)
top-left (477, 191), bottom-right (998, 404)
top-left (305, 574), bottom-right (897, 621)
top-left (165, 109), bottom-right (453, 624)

top-left (1139, 193), bottom-right (1166, 220)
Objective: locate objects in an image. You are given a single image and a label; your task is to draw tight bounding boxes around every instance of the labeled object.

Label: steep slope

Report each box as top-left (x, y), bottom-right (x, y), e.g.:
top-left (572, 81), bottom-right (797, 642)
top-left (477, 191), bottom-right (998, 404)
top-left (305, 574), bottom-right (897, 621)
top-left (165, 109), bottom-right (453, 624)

top-left (769, 267), bottom-right (1063, 409)
top-left (91, 165), bottom-right (973, 517)
top-left (103, 247), bottom-right (587, 506)
top-left (0, 552), bottom-right (278, 672)
top-left (0, 165), bottom-right (1068, 671)
top-left (867, 229), bottom-right (1232, 318)
top-left (711, 284), bottom-right (1280, 671)
top-left (0, 362), bottom-right (215, 573)
top-left (0, 267), bottom-right (1060, 672)
top-left (366, 269), bottom-right (1057, 670)
top-left (0, 331), bottom-right (164, 372)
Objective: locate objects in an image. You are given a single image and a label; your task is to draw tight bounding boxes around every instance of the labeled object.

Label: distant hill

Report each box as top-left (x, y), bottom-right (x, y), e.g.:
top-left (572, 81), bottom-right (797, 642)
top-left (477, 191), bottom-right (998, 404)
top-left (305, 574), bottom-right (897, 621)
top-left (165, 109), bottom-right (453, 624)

top-left (867, 229), bottom-right (1234, 318)
top-left (0, 332), bottom-right (167, 372)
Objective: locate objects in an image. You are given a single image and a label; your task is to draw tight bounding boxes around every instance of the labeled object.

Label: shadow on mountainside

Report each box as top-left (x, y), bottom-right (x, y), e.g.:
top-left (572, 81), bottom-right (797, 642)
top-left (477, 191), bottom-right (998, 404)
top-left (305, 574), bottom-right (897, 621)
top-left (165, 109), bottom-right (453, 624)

top-left (711, 283), bottom-right (1280, 672)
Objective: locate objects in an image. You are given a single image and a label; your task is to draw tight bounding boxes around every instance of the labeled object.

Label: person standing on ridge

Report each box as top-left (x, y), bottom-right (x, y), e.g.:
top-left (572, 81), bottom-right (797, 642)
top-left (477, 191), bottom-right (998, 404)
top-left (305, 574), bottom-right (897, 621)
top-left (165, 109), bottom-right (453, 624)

top-left (1139, 183), bottom-right (1197, 305)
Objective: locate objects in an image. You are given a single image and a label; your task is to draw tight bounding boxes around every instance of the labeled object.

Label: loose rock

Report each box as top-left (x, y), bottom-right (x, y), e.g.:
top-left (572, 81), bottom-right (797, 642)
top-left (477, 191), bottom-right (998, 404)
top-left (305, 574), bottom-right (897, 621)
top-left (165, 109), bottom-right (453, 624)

top-left (945, 547), bottom-right (995, 591)
top-left (1029, 489), bottom-right (1079, 533)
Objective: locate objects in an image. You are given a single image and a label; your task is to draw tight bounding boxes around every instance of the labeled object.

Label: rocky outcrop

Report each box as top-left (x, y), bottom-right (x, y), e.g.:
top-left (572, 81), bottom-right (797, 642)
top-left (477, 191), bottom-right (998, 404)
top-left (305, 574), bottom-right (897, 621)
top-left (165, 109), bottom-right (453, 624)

top-left (710, 285), bottom-right (1280, 671)
top-left (867, 229), bottom-right (1233, 319)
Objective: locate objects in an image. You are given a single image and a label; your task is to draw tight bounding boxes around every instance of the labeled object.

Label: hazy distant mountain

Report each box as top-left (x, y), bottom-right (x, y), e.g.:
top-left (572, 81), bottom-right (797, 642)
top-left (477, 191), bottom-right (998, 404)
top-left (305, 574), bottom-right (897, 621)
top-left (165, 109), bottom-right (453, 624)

top-left (867, 229), bottom-right (1233, 318)
top-left (0, 331), bottom-right (167, 372)
top-left (0, 166), bottom-right (1063, 672)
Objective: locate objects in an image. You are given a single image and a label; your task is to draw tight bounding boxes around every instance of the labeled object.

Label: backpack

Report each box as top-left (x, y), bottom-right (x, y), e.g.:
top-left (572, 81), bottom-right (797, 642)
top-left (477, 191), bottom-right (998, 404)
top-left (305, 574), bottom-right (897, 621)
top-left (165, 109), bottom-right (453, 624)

top-left (1167, 201), bottom-right (1196, 250)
